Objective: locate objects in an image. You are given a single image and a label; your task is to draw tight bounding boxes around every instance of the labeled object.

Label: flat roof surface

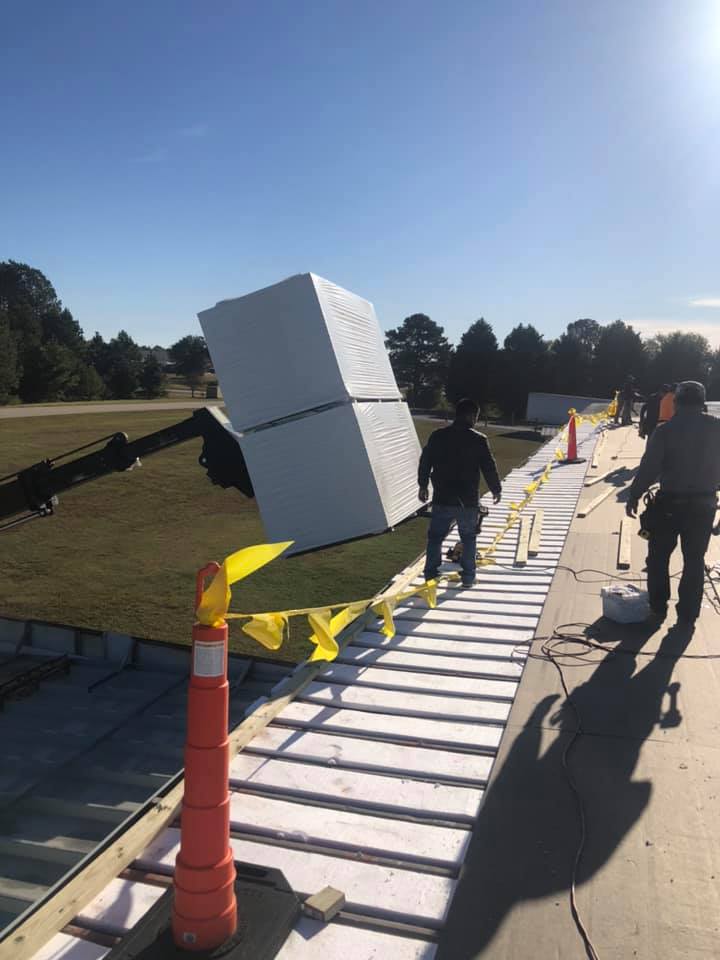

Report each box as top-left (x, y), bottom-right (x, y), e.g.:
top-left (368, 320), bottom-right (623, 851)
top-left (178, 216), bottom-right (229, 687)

top-left (437, 425), bottom-right (720, 959)
top-left (15, 419), bottom-right (718, 960)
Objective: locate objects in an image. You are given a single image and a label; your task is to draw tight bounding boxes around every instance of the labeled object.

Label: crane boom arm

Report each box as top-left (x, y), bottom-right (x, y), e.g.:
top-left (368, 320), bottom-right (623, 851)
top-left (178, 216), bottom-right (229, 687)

top-left (0, 407), bottom-right (253, 531)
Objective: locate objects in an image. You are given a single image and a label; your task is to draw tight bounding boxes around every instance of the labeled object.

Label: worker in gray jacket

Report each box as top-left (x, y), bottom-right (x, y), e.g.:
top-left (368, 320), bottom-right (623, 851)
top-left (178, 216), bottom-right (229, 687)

top-left (627, 381), bottom-right (720, 627)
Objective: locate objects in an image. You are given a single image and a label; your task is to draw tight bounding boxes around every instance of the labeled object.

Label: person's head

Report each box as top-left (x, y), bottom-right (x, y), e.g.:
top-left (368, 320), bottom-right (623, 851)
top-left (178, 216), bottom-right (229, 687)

top-left (670, 382), bottom-right (677, 392)
top-left (674, 381), bottom-right (706, 410)
top-left (455, 397), bottom-right (479, 425)
top-left (661, 383), bottom-right (671, 394)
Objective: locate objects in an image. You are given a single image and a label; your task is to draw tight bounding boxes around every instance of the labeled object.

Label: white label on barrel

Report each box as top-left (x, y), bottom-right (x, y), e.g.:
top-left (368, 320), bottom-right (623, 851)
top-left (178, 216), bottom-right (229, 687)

top-left (193, 641), bottom-right (225, 677)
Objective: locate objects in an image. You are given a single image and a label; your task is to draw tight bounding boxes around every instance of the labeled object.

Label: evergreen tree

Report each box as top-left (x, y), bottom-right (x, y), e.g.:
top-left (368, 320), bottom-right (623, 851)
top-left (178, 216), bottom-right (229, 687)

top-left (169, 335), bottom-right (210, 398)
top-left (139, 354), bottom-right (167, 398)
top-left (495, 324), bottom-right (549, 418)
top-left (647, 331), bottom-right (711, 388)
top-left (445, 318), bottom-right (498, 408)
top-left (0, 308), bottom-right (19, 403)
top-left (591, 320), bottom-right (646, 396)
top-left (384, 314), bottom-right (451, 407)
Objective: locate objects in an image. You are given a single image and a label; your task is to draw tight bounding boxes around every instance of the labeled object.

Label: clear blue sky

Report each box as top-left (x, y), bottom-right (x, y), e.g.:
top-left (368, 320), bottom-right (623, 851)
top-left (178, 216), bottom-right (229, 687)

top-left (2, 0), bottom-right (719, 348)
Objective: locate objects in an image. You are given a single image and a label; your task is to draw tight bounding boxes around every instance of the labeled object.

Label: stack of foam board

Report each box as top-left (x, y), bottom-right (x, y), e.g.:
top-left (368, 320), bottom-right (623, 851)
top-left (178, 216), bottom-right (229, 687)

top-left (199, 274), bottom-right (421, 553)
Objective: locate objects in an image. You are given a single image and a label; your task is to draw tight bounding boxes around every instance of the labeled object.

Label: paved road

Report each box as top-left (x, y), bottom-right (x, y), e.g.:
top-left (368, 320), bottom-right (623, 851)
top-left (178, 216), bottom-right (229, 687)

top-left (0, 400), bottom-right (224, 419)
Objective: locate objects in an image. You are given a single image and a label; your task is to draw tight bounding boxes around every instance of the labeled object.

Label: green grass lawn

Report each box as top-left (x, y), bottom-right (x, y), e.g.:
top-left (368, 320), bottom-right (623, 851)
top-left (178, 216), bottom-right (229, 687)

top-left (0, 412), bottom-right (541, 661)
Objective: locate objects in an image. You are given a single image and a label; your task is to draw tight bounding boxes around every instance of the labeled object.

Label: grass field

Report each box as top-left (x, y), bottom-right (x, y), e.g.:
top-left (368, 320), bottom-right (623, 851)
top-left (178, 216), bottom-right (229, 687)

top-left (0, 412), bottom-right (541, 661)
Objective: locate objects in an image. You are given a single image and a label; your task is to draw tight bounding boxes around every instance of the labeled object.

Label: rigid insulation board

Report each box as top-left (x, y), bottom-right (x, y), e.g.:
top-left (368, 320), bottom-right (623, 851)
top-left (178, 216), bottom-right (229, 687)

top-left (198, 273), bottom-right (401, 431)
top-left (239, 401), bottom-right (421, 553)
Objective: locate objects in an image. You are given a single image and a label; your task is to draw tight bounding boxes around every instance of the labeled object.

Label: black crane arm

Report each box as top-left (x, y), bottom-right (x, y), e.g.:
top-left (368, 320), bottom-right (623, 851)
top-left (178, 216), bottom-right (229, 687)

top-left (0, 407), bottom-right (254, 531)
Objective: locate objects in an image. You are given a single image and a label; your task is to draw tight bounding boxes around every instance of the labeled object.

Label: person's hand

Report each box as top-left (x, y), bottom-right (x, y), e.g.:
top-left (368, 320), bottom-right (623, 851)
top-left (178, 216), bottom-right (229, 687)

top-left (626, 498), bottom-right (638, 518)
top-left (418, 486), bottom-right (429, 503)
top-left (493, 492), bottom-right (502, 505)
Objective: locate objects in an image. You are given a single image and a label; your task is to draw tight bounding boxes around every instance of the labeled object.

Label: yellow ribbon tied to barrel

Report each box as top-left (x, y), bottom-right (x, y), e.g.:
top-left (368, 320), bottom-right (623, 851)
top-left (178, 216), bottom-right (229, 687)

top-left (196, 541), bottom-right (294, 627)
top-left (195, 397), bottom-right (622, 661)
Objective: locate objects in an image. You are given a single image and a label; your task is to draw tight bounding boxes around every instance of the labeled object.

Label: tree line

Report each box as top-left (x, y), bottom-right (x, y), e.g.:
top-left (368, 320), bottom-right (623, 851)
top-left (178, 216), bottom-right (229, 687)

top-left (0, 261), bottom-right (210, 404)
top-left (3, 260), bottom-right (718, 416)
top-left (386, 314), bottom-right (720, 419)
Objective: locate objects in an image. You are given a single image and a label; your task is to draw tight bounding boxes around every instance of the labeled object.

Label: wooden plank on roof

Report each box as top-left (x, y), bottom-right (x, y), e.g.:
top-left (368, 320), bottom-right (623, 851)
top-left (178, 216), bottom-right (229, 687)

top-left (584, 468), bottom-right (616, 487)
top-left (590, 431), bottom-right (606, 469)
top-left (618, 517), bottom-right (634, 570)
top-left (528, 510), bottom-right (544, 556)
top-left (577, 484), bottom-right (620, 518)
top-left (514, 516), bottom-right (531, 567)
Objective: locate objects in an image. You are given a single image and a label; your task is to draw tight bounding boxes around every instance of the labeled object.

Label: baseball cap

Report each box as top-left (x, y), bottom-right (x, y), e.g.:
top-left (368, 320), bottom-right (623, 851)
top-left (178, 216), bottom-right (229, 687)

top-left (675, 381), bottom-right (706, 407)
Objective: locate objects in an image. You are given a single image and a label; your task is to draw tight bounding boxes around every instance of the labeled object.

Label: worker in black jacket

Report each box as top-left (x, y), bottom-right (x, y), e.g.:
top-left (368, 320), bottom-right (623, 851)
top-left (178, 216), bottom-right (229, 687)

top-left (638, 385), bottom-right (666, 441)
top-left (627, 381), bottom-right (720, 627)
top-left (418, 398), bottom-right (502, 588)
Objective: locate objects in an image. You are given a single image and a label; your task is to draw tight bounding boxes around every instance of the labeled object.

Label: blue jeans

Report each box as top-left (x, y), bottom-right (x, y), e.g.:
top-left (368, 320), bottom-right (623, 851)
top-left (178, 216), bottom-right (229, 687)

top-left (423, 504), bottom-right (479, 584)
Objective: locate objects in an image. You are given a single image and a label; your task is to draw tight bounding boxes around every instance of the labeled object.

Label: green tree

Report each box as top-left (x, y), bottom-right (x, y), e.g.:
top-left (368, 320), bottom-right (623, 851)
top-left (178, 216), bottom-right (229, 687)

top-left (139, 354), bottom-right (167, 398)
top-left (496, 324), bottom-right (549, 419)
top-left (102, 330), bottom-right (143, 400)
top-left (647, 331), bottom-right (711, 388)
top-left (42, 306), bottom-right (84, 353)
top-left (20, 342), bottom-right (81, 402)
top-left (0, 260), bottom-right (87, 401)
top-left (550, 318), bottom-right (601, 394)
top-left (385, 314), bottom-right (451, 407)
top-left (591, 320), bottom-right (646, 396)
top-left (105, 359), bottom-right (138, 399)
top-left (445, 318), bottom-right (498, 408)
top-left (70, 363), bottom-right (107, 400)
top-left (169, 335), bottom-right (210, 398)
top-left (86, 331), bottom-right (110, 376)
top-left (0, 308), bottom-right (19, 403)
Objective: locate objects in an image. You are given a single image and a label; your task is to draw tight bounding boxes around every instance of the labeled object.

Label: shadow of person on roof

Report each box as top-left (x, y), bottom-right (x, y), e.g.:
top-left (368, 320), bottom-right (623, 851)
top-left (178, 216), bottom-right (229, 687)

top-left (436, 619), bottom-right (691, 960)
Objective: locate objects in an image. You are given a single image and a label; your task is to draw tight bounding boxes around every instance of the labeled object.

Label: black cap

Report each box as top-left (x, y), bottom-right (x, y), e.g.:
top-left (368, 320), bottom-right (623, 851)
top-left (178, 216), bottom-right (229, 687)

top-left (675, 381), bottom-right (706, 407)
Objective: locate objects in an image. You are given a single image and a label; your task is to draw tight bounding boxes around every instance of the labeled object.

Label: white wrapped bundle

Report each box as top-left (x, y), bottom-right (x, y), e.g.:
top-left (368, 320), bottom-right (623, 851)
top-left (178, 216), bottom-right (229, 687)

top-left (199, 273), bottom-right (400, 432)
top-left (239, 401), bottom-right (421, 554)
top-left (198, 274), bottom-right (422, 553)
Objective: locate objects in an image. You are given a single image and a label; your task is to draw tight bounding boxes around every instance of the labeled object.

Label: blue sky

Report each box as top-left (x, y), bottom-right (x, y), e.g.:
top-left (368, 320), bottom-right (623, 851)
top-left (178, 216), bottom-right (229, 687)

top-left (2, 0), bottom-right (719, 348)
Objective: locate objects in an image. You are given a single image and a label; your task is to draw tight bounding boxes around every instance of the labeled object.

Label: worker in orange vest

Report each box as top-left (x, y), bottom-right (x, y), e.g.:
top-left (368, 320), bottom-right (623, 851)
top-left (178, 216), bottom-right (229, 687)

top-left (657, 383), bottom-right (676, 424)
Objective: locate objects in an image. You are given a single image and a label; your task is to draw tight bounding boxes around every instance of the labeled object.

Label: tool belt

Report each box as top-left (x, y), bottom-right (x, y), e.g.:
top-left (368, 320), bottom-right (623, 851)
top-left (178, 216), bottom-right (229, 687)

top-left (639, 489), bottom-right (718, 540)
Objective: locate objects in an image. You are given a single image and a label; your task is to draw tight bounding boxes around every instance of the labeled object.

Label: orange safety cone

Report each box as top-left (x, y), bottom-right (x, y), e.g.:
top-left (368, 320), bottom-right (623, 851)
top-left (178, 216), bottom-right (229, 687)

top-left (172, 562), bottom-right (238, 951)
top-left (557, 409), bottom-right (586, 465)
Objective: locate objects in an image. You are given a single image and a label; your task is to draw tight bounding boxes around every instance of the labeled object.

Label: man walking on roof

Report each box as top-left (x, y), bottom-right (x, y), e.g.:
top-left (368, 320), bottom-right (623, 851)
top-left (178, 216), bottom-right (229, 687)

top-left (418, 398), bottom-right (502, 589)
top-left (639, 385), bottom-right (666, 441)
top-left (627, 381), bottom-right (720, 629)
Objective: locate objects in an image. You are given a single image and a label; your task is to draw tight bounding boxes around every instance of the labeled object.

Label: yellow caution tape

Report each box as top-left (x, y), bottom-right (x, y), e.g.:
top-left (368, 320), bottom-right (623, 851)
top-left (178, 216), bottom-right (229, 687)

top-left (241, 612), bottom-right (288, 651)
top-left (196, 541), bottom-right (294, 627)
top-left (209, 398), bottom-right (619, 660)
